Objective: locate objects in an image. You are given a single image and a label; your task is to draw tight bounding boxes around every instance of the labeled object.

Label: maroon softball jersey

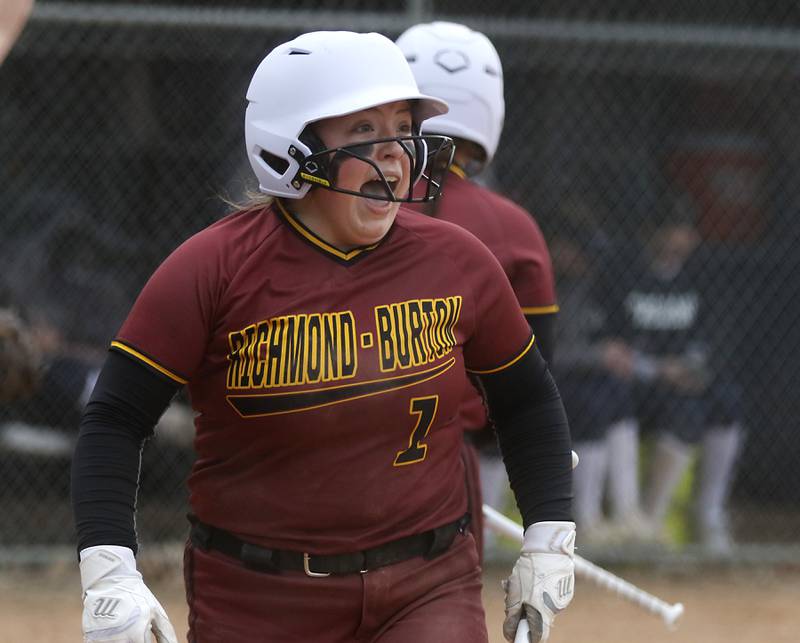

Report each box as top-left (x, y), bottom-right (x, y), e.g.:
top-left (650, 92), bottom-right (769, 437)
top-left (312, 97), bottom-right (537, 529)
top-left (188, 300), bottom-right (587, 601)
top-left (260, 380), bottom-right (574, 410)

top-left (113, 201), bottom-right (532, 555)
top-left (410, 168), bottom-right (557, 432)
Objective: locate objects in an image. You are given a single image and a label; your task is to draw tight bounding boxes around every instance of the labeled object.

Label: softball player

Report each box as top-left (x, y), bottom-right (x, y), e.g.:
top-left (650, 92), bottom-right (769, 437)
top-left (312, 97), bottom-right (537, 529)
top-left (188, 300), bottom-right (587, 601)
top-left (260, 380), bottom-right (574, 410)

top-left (396, 22), bottom-right (559, 563)
top-left (605, 214), bottom-right (744, 552)
top-left (71, 31), bottom-right (574, 643)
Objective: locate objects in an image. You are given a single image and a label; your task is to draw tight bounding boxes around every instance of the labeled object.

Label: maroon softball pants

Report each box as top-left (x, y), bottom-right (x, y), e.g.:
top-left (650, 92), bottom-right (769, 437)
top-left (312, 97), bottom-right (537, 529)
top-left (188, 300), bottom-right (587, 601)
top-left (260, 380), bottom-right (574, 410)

top-left (183, 530), bottom-right (488, 642)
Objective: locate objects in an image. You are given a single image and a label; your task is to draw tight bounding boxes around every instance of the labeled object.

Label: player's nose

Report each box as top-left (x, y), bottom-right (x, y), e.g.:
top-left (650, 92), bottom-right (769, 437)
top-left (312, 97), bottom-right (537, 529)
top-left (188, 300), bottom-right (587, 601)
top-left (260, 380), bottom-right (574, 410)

top-left (374, 138), bottom-right (405, 160)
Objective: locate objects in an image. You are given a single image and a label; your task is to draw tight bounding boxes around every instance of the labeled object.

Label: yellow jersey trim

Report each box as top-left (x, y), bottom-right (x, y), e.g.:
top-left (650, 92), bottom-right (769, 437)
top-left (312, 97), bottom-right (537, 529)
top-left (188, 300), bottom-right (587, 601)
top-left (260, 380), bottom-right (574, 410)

top-left (110, 341), bottom-right (188, 385)
top-left (448, 164), bottom-right (467, 179)
top-left (522, 304), bottom-right (560, 315)
top-left (276, 200), bottom-right (380, 261)
top-left (466, 333), bottom-right (536, 375)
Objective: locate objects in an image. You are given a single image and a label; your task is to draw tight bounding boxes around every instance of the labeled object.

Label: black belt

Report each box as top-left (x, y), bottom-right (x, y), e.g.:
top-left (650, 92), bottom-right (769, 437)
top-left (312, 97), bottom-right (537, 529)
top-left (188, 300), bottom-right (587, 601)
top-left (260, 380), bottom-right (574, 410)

top-left (189, 513), bottom-right (470, 577)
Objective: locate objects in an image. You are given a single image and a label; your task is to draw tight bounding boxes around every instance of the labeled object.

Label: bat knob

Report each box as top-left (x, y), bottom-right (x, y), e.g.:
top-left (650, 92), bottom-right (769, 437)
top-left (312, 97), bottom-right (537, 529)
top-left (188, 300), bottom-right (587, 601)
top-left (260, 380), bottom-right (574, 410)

top-left (664, 603), bottom-right (684, 629)
top-left (514, 619), bottom-right (530, 643)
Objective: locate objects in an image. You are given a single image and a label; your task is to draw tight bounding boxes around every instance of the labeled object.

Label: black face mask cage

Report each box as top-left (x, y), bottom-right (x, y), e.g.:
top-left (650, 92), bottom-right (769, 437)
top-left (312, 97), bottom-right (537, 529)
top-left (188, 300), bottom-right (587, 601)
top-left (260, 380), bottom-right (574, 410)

top-left (290, 135), bottom-right (454, 203)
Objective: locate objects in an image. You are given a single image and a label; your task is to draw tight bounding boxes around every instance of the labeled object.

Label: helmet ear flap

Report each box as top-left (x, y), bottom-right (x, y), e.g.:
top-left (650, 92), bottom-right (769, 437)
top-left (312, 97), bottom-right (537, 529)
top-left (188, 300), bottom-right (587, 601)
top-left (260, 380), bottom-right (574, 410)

top-left (298, 126), bottom-right (325, 156)
top-left (298, 126), bottom-right (332, 178)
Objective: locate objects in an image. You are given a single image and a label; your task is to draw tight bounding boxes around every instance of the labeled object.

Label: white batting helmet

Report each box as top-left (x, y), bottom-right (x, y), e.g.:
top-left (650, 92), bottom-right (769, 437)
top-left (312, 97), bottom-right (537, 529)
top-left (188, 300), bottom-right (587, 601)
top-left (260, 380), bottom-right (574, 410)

top-left (245, 31), bottom-right (449, 199)
top-left (396, 21), bottom-right (505, 166)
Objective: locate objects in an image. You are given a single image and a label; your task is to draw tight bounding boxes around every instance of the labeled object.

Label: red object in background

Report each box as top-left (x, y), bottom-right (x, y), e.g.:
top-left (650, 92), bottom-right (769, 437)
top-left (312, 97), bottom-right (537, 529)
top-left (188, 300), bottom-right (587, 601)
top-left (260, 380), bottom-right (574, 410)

top-left (667, 134), bottom-right (770, 243)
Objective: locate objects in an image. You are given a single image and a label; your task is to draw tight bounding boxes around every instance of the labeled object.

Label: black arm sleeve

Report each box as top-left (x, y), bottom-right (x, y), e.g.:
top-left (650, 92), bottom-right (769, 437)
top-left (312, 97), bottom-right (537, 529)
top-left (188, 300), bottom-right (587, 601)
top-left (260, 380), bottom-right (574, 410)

top-left (477, 339), bottom-right (573, 528)
top-left (71, 350), bottom-right (180, 554)
top-left (525, 312), bottom-right (556, 365)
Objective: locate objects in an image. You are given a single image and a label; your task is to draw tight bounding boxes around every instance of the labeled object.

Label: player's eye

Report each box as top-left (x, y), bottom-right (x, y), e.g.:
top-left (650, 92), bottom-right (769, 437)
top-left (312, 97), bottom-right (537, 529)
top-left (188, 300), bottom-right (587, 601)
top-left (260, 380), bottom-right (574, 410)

top-left (353, 122), bottom-right (375, 135)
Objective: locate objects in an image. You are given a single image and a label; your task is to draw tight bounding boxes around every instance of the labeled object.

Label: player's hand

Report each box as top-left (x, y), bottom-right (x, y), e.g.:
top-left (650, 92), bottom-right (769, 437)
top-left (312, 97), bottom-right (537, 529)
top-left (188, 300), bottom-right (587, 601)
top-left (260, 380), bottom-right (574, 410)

top-left (79, 546), bottom-right (178, 643)
top-left (502, 521), bottom-right (576, 642)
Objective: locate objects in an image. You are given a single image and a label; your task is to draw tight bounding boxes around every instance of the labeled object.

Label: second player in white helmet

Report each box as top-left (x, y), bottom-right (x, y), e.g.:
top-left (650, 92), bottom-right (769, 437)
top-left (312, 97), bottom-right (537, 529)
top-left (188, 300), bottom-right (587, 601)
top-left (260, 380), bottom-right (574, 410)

top-left (396, 21), bottom-right (505, 170)
top-left (398, 22), bottom-right (573, 643)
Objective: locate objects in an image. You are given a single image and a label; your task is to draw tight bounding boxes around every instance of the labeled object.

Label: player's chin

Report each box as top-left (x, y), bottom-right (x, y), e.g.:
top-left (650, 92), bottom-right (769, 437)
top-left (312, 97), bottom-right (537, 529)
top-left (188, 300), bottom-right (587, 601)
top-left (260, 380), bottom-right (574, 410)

top-left (353, 205), bottom-right (397, 244)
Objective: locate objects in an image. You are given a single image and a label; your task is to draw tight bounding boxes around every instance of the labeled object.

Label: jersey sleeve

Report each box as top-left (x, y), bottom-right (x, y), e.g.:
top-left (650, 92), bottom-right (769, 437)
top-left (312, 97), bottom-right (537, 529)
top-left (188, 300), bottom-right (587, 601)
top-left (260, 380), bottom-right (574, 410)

top-left (503, 204), bottom-right (558, 315)
top-left (458, 231), bottom-right (536, 374)
top-left (113, 230), bottom-right (224, 383)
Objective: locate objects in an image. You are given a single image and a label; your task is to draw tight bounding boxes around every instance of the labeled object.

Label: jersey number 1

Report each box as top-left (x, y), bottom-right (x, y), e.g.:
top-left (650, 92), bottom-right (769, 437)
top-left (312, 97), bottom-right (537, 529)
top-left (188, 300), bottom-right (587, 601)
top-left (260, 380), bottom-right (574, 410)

top-left (393, 396), bottom-right (439, 466)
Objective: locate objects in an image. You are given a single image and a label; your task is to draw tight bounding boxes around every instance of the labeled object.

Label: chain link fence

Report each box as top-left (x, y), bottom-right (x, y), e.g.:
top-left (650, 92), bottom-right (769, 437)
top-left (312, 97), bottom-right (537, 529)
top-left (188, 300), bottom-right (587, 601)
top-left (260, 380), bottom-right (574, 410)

top-left (2, 1), bottom-right (799, 563)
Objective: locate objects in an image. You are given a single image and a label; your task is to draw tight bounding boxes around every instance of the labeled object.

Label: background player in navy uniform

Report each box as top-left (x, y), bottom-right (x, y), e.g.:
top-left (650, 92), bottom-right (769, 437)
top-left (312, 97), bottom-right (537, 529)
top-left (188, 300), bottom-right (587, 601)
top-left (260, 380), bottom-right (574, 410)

top-left (71, 31), bottom-right (574, 643)
top-left (396, 22), bottom-right (559, 560)
top-left (599, 209), bottom-right (744, 552)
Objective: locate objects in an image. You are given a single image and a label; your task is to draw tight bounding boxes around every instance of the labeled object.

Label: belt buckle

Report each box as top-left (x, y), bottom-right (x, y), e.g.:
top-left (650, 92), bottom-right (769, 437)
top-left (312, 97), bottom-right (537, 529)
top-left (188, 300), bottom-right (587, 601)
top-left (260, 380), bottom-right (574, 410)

top-left (303, 553), bottom-right (331, 578)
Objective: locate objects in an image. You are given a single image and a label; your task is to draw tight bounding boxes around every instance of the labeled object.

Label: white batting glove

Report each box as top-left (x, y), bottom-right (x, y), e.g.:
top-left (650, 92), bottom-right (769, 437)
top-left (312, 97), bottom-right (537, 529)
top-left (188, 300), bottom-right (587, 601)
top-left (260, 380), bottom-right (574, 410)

top-left (79, 545), bottom-right (178, 643)
top-left (502, 521), bottom-right (576, 642)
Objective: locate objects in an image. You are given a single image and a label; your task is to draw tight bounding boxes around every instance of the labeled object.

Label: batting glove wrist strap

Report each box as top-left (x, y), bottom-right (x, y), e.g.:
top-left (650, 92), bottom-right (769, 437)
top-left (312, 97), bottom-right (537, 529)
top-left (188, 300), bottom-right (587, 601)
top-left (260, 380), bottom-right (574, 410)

top-left (79, 546), bottom-right (178, 643)
top-left (503, 521), bottom-right (576, 643)
top-left (521, 521), bottom-right (576, 555)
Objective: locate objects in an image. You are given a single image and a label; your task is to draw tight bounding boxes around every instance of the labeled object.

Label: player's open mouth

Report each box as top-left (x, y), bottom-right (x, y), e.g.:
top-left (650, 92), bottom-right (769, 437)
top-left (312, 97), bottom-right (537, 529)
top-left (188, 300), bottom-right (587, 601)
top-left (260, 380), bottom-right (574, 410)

top-left (359, 175), bottom-right (400, 201)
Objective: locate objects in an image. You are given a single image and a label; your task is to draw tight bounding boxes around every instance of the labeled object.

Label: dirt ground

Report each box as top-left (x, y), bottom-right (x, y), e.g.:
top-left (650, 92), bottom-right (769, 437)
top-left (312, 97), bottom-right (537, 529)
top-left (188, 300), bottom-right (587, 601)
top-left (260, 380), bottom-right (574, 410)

top-left (3, 562), bottom-right (799, 642)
